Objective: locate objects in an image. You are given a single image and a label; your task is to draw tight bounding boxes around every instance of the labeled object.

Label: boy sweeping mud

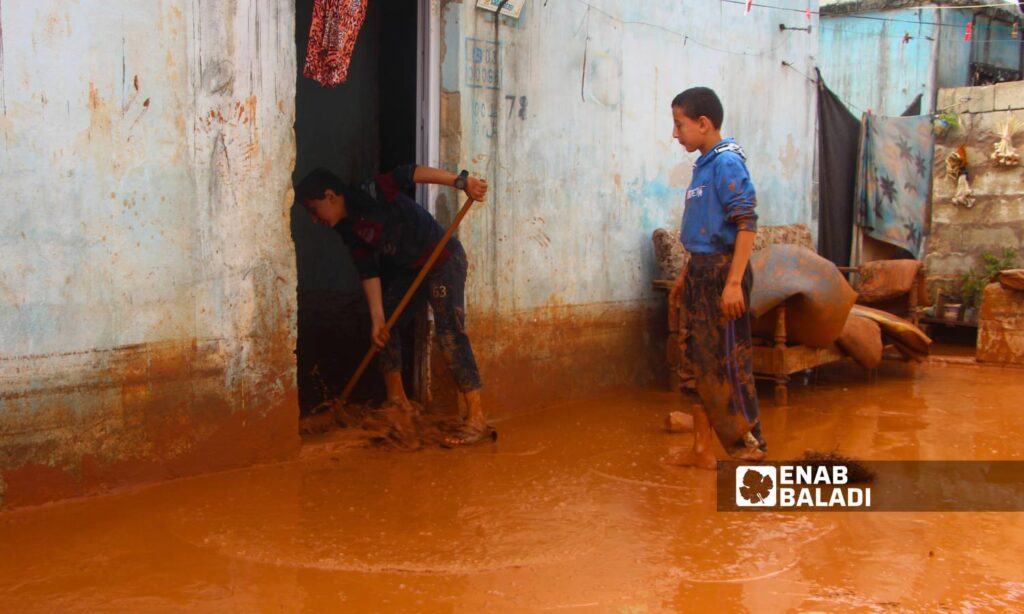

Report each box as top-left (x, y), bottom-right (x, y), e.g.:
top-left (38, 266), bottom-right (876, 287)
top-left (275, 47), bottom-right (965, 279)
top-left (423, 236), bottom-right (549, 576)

top-left (665, 87), bottom-right (767, 468)
top-left (295, 165), bottom-right (495, 447)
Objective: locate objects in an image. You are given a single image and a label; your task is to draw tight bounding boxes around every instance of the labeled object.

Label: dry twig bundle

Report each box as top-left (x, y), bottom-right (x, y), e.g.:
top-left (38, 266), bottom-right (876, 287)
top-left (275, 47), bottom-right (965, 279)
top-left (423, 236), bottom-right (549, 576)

top-left (991, 113), bottom-right (1020, 167)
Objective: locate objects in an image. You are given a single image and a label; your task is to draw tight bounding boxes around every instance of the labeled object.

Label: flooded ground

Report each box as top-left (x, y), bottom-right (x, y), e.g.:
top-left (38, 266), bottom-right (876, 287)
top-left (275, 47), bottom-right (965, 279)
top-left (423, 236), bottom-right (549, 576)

top-left (2, 360), bottom-right (1023, 612)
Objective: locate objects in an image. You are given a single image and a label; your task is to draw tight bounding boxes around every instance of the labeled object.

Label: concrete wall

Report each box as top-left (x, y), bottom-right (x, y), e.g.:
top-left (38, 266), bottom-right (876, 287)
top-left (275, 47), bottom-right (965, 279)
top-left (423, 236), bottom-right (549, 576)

top-left (819, 8), bottom-right (941, 115)
top-left (0, 2), bottom-right (299, 508)
top-left (436, 1), bottom-right (819, 410)
top-left (925, 82), bottom-right (1024, 298)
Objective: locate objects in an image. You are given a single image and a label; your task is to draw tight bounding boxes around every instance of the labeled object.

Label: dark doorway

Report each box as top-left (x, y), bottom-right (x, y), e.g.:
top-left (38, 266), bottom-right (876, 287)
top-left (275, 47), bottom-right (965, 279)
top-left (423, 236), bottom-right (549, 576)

top-left (292, 0), bottom-right (420, 417)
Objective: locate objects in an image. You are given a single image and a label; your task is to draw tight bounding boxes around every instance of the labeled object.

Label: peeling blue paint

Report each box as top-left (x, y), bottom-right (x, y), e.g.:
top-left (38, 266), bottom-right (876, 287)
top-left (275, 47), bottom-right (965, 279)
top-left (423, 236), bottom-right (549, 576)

top-left (627, 178), bottom-right (687, 234)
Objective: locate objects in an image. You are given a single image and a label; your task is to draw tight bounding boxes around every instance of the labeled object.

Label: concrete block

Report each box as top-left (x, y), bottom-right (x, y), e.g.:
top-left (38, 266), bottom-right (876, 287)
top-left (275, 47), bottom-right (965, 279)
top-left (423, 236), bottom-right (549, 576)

top-left (967, 85), bottom-right (995, 114)
top-left (936, 87), bottom-right (955, 111)
top-left (962, 226), bottom-right (1021, 252)
top-left (932, 196), bottom-right (1024, 226)
top-left (951, 87), bottom-right (975, 113)
top-left (971, 166), bottom-right (1019, 195)
top-left (923, 252), bottom-right (978, 277)
top-left (924, 224), bottom-right (961, 253)
top-left (994, 81), bottom-right (1024, 112)
top-left (978, 284), bottom-right (1024, 365)
top-left (931, 173), bottom-right (955, 200)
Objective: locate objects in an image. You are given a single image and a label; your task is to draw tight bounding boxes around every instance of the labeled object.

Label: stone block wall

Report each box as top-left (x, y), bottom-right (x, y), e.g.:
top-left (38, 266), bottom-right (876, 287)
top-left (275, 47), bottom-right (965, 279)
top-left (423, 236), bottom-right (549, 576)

top-left (926, 81), bottom-right (1024, 300)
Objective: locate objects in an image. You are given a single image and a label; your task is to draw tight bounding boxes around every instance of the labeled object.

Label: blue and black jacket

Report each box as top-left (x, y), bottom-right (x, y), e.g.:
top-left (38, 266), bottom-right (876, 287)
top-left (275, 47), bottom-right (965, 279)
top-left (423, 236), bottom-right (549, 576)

top-left (680, 138), bottom-right (758, 254)
top-left (333, 165), bottom-right (451, 280)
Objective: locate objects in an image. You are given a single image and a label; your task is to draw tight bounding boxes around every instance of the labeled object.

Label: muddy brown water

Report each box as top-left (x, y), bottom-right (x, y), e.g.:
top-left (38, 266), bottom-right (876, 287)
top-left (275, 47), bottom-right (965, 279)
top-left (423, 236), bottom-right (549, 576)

top-left (2, 361), bottom-right (1023, 612)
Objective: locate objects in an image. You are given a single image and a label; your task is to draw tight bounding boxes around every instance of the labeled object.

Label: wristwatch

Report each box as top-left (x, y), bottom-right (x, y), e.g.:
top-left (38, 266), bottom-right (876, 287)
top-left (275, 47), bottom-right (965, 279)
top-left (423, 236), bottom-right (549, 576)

top-left (453, 170), bottom-right (469, 191)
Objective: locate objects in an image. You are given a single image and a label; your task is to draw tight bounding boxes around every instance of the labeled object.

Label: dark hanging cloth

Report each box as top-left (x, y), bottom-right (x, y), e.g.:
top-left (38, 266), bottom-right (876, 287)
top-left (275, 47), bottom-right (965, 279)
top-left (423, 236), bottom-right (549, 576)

top-left (815, 69), bottom-right (860, 267)
top-left (901, 94), bottom-right (923, 117)
top-left (304, 0), bottom-right (369, 87)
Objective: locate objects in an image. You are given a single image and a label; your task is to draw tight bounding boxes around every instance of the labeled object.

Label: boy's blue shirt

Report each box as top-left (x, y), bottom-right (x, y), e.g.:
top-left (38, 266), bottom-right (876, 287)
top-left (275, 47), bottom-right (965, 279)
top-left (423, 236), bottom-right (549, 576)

top-left (679, 137), bottom-right (758, 254)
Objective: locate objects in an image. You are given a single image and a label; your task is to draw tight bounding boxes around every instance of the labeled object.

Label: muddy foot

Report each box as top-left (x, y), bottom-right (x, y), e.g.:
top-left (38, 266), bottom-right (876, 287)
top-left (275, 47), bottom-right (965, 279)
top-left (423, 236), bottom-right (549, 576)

top-left (729, 447), bottom-right (767, 462)
top-left (662, 449), bottom-right (717, 470)
top-left (299, 411), bottom-right (339, 434)
top-left (377, 401), bottom-right (422, 450)
top-left (440, 424), bottom-right (497, 448)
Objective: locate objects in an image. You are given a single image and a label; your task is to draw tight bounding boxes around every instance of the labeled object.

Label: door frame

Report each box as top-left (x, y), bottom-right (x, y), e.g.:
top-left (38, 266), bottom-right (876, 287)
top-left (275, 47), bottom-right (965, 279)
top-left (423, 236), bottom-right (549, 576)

top-left (416, 0), bottom-right (441, 211)
top-left (413, 0), bottom-right (441, 403)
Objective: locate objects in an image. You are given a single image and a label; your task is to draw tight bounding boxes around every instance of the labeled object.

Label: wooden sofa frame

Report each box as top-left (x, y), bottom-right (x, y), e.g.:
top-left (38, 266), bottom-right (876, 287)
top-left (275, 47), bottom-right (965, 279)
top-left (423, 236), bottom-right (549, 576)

top-left (657, 269), bottom-right (922, 405)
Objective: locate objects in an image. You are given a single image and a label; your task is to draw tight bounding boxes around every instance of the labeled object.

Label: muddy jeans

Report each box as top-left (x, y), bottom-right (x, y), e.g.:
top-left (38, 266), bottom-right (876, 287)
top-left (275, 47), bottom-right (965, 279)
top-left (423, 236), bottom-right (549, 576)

top-left (378, 239), bottom-right (482, 392)
top-left (681, 252), bottom-right (766, 454)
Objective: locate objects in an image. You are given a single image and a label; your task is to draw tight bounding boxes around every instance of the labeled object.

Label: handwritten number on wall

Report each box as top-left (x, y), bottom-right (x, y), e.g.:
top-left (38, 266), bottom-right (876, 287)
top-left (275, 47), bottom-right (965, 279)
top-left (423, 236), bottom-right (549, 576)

top-left (505, 95), bottom-right (528, 120)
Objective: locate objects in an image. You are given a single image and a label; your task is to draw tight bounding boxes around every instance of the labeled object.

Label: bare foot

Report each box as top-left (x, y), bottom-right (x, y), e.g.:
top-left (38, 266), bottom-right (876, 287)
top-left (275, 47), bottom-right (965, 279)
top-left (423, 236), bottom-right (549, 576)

top-left (384, 398), bottom-right (418, 417)
top-left (729, 447), bottom-right (767, 462)
top-left (663, 449), bottom-right (717, 470)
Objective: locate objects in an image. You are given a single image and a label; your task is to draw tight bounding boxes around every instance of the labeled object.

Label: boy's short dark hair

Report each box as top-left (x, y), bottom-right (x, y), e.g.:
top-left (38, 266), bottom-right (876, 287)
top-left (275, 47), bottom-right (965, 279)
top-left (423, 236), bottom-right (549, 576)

top-left (295, 168), bottom-right (345, 203)
top-left (671, 87), bottom-right (724, 130)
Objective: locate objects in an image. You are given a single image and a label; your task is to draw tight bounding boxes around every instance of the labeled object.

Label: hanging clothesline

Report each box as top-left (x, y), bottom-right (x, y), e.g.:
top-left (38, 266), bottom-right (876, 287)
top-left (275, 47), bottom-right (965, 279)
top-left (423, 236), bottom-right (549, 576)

top-left (721, 0), bottom-right (1023, 29)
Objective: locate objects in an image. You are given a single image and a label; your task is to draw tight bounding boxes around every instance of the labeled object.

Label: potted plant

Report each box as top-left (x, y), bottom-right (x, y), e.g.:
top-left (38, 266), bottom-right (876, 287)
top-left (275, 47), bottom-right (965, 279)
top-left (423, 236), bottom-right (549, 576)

top-left (937, 285), bottom-right (963, 321)
top-left (954, 249), bottom-right (1018, 323)
top-left (959, 271), bottom-right (986, 322)
top-left (983, 248), bottom-right (1018, 285)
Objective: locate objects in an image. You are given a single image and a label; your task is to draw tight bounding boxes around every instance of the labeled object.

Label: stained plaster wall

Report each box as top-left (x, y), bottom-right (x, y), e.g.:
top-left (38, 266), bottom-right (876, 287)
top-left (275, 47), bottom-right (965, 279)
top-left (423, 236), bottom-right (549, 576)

top-left (0, 2), bottom-right (299, 508)
top-left (818, 6), bottom-right (1020, 116)
top-left (818, 8), bottom-right (943, 116)
top-left (925, 82), bottom-right (1024, 298)
top-left (436, 1), bottom-right (819, 409)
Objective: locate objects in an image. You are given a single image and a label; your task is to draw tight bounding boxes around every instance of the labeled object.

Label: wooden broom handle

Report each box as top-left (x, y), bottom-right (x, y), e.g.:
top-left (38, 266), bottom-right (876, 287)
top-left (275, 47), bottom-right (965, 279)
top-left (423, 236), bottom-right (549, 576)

top-left (338, 196), bottom-right (477, 405)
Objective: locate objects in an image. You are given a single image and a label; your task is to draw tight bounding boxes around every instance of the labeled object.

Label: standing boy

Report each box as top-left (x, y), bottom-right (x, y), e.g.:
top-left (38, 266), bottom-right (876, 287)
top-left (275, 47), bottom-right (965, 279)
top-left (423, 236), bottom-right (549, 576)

top-left (666, 87), bottom-right (767, 468)
top-left (295, 165), bottom-right (494, 447)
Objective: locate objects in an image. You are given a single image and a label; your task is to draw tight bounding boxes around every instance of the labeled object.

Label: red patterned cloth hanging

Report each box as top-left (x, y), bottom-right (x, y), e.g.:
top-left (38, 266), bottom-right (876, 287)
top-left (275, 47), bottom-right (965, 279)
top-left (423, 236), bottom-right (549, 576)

top-left (303, 0), bottom-right (369, 87)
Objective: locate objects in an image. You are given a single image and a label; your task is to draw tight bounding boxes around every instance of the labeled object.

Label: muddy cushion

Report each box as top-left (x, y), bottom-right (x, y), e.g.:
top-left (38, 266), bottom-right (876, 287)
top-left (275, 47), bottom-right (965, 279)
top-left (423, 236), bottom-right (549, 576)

top-left (836, 315), bottom-right (883, 369)
top-left (850, 304), bottom-right (932, 361)
top-left (749, 244), bottom-right (858, 348)
top-left (998, 269), bottom-right (1024, 292)
top-left (854, 259), bottom-right (922, 303)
